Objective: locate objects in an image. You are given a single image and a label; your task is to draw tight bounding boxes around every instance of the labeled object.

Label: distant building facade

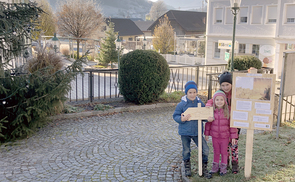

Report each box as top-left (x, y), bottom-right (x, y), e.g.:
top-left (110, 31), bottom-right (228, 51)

top-left (206, 0), bottom-right (295, 79)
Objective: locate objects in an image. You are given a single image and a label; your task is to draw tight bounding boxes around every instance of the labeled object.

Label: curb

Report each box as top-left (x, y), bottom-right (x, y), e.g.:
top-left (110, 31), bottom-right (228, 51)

top-left (49, 102), bottom-right (177, 120)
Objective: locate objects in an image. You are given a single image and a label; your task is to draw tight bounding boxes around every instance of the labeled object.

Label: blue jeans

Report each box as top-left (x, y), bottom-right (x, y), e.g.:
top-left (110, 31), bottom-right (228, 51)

top-left (181, 135), bottom-right (209, 163)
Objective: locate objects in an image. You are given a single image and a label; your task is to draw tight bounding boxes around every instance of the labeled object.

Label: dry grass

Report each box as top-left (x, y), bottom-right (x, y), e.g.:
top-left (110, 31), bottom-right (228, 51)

top-left (190, 121), bottom-right (295, 182)
top-left (26, 40), bottom-right (64, 74)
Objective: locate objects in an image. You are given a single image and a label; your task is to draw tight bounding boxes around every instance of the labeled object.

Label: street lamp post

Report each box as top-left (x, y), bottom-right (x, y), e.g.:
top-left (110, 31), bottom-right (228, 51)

top-left (230, 0), bottom-right (241, 72)
top-left (143, 36), bottom-right (147, 50)
top-left (115, 35), bottom-right (122, 70)
top-left (51, 33), bottom-right (60, 53)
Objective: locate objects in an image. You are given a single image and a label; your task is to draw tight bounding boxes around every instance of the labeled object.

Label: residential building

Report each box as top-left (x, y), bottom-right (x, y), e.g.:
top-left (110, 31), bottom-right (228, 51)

top-left (148, 10), bottom-right (207, 55)
top-left (105, 18), bottom-right (144, 50)
top-left (205, 0), bottom-right (295, 79)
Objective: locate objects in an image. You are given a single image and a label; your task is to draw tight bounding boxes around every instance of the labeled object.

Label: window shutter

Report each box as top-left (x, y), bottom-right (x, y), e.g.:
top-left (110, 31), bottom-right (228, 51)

top-left (252, 6), bottom-right (262, 24)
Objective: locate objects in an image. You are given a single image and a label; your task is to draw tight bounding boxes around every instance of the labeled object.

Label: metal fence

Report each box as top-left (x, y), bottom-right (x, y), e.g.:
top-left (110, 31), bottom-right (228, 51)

top-left (67, 64), bottom-right (228, 102)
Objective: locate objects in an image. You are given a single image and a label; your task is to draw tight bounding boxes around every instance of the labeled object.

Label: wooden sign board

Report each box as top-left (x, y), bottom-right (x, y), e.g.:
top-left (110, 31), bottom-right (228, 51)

top-left (231, 72), bottom-right (276, 131)
top-left (231, 71), bottom-right (276, 179)
top-left (183, 104), bottom-right (213, 120)
top-left (183, 103), bottom-right (213, 176)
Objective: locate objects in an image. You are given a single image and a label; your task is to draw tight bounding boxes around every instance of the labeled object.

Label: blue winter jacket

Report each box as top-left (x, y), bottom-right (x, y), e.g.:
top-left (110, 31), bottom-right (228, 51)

top-left (173, 96), bottom-right (207, 136)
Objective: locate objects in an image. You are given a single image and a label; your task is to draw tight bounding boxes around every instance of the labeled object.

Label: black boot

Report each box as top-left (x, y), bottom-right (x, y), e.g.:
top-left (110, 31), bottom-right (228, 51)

top-left (183, 159), bottom-right (191, 177)
top-left (232, 161), bottom-right (239, 174)
top-left (202, 162), bottom-right (212, 179)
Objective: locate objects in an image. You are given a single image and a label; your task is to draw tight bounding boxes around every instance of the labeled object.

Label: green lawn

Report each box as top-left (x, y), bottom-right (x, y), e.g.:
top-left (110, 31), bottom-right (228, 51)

top-left (190, 121), bottom-right (295, 182)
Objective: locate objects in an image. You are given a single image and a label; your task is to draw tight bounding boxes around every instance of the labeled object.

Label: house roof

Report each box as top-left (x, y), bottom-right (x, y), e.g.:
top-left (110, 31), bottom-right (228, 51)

top-left (133, 21), bottom-right (154, 32)
top-left (148, 10), bottom-right (207, 32)
top-left (106, 18), bottom-right (144, 36)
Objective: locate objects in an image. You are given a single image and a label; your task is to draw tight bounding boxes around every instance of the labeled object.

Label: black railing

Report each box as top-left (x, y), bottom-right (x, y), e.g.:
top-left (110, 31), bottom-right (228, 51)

top-left (67, 64), bottom-right (228, 103)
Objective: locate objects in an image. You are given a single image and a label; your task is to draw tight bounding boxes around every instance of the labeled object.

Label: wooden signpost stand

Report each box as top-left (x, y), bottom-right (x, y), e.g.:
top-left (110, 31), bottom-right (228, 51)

top-left (231, 68), bottom-right (276, 179)
top-left (183, 103), bottom-right (213, 176)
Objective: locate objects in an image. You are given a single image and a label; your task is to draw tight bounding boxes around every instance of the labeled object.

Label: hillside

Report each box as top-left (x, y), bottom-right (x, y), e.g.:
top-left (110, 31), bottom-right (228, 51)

top-left (47, 0), bottom-right (205, 19)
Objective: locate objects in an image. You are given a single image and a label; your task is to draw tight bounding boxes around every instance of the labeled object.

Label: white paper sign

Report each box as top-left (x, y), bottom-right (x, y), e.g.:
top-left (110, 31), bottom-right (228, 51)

top-left (236, 100), bottom-right (252, 111)
top-left (253, 115), bottom-right (269, 123)
top-left (254, 123), bottom-right (271, 129)
top-left (233, 121), bottom-right (249, 128)
top-left (255, 102), bottom-right (271, 110)
top-left (233, 111), bottom-right (248, 121)
top-left (256, 109), bottom-right (272, 115)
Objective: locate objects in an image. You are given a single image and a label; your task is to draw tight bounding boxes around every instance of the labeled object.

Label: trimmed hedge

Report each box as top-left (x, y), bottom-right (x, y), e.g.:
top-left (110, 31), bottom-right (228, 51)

top-left (228, 55), bottom-right (262, 71)
top-left (119, 50), bottom-right (170, 104)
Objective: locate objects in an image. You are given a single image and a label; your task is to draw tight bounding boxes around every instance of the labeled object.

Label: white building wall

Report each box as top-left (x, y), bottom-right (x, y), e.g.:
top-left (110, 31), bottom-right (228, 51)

top-left (206, 0), bottom-right (295, 79)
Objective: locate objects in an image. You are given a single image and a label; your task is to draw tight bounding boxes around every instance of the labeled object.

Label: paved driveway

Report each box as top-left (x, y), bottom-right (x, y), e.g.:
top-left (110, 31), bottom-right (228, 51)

top-left (0, 107), bottom-right (182, 182)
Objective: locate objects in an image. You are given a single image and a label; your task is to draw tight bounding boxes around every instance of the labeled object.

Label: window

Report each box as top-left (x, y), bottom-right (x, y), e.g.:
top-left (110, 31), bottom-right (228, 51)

top-left (225, 8), bottom-right (233, 24)
top-left (286, 4), bottom-right (295, 23)
top-left (251, 6), bottom-right (262, 24)
top-left (239, 7), bottom-right (248, 23)
top-left (214, 42), bottom-right (220, 58)
top-left (215, 8), bottom-right (223, 23)
top-left (128, 37), bottom-right (133, 41)
top-left (252, 44), bottom-right (260, 57)
top-left (239, 44), bottom-right (246, 53)
top-left (267, 6), bottom-right (277, 24)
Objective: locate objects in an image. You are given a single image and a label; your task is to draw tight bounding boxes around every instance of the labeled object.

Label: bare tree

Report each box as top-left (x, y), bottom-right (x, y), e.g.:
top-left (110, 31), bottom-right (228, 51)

top-left (149, 0), bottom-right (167, 21)
top-left (32, 0), bottom-right (56, 40)
top-left (152, 14), bottom-right (174, 54)
top-left (56, 0), bottom-right (104, 59)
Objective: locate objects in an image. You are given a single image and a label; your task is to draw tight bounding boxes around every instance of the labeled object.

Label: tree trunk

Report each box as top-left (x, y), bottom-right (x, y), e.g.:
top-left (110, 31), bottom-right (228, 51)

top-left (77, 40), bottom-right (80, 59)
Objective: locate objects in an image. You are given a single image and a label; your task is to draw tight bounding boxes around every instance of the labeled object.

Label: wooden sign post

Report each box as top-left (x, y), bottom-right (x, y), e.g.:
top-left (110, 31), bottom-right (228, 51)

top-left (231, 69), bottom-right (276, 179)
top-left (183, 103), bottom-right (213, 176)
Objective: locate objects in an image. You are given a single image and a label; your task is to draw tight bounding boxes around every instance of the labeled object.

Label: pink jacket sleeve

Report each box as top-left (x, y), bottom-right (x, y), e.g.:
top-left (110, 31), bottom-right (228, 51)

top-left (204, 122), bottom-right (212, 136)
top-left (206, 98), bottom-right (213, 107)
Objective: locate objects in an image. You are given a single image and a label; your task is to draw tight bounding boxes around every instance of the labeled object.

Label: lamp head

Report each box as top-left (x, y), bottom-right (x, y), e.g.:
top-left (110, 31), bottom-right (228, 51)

top-left (230, 0), bottom-right (241, 8)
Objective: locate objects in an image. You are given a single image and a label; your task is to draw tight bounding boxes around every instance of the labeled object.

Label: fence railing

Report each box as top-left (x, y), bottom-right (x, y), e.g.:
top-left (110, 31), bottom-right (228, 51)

top-left (161, 54), bottom-right (205, 65)
top-left (67, 64), bottom-right (228, 103)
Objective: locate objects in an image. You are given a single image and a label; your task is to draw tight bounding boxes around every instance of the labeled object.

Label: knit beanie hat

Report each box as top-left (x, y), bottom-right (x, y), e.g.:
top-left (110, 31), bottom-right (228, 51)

top-left (185, 81), bottom-right (198, 94)
top-left (219, 71), bottom-right (232, 85)
top-left (213, 90), bottom-right (228, 109)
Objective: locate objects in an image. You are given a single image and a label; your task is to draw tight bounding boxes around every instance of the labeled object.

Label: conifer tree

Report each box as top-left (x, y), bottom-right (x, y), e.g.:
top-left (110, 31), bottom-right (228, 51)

top-left (0, 2), bottom-right (85, 143)
top-left (97, 22), bottom-right (119, 68)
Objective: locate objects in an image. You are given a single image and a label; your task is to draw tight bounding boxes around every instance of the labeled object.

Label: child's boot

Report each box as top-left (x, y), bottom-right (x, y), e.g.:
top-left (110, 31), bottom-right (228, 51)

top-left (183, 159), bottom-right (191, 177)
top-left (209, 162), bottom-right (219, 174)
top-left (202, 162), bottom-right (212, 179)
top-left (219, 163), bottom-right (227, 176)
top-left (232, 161), bottom-right (239, 174)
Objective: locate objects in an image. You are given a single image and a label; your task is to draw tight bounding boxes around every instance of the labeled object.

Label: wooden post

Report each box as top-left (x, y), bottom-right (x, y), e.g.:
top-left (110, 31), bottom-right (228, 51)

top-left (183, 103), bottom-right (213, 176)
top-left (198, 118), bottom-right (202, 176)
top-left (245, 68), bottom-right (256, 179)
top-left (245, 129), bottom-right (254, 178)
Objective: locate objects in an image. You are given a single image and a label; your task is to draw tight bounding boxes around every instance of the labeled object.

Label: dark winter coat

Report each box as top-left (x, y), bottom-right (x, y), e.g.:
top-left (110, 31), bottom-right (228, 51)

top-left (173, 96), bottom-right (207, 136)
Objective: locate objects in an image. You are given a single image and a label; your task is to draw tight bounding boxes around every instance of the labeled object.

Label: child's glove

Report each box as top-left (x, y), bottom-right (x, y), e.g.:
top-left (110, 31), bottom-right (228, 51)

top-left (181, 113), bottom-right (191, 122)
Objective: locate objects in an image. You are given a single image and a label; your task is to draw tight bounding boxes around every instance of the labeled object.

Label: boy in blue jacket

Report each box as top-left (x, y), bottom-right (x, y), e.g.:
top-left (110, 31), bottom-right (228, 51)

top-left (173, 81), bottom-right (212, 179)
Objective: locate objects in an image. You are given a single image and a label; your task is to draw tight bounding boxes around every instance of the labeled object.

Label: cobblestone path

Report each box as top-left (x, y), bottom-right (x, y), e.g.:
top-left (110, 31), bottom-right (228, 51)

top-left (0, 107), bottom-right (183, 182)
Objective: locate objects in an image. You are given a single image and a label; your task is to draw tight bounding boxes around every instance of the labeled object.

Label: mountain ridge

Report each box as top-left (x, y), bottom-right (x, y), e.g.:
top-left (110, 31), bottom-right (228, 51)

top-left (47, 0), bottom-right (205, 19)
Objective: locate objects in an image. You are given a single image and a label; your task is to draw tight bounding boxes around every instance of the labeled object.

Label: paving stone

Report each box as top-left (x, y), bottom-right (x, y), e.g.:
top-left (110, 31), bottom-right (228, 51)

top-left (0, 107), bottom-right (183, 181)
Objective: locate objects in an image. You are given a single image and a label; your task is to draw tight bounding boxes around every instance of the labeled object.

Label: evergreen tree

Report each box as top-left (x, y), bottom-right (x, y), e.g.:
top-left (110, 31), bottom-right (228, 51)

top-left (97, 22), bottom-right (119, 68)
top-left (0, 2), bottom-right (85, 143)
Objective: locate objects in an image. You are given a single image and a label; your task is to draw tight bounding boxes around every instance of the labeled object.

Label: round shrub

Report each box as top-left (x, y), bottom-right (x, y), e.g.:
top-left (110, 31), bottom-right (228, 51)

top-left (119, 50), bottom-right (170, 104)
top-left (228, 55), bottom-right (262, 71)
